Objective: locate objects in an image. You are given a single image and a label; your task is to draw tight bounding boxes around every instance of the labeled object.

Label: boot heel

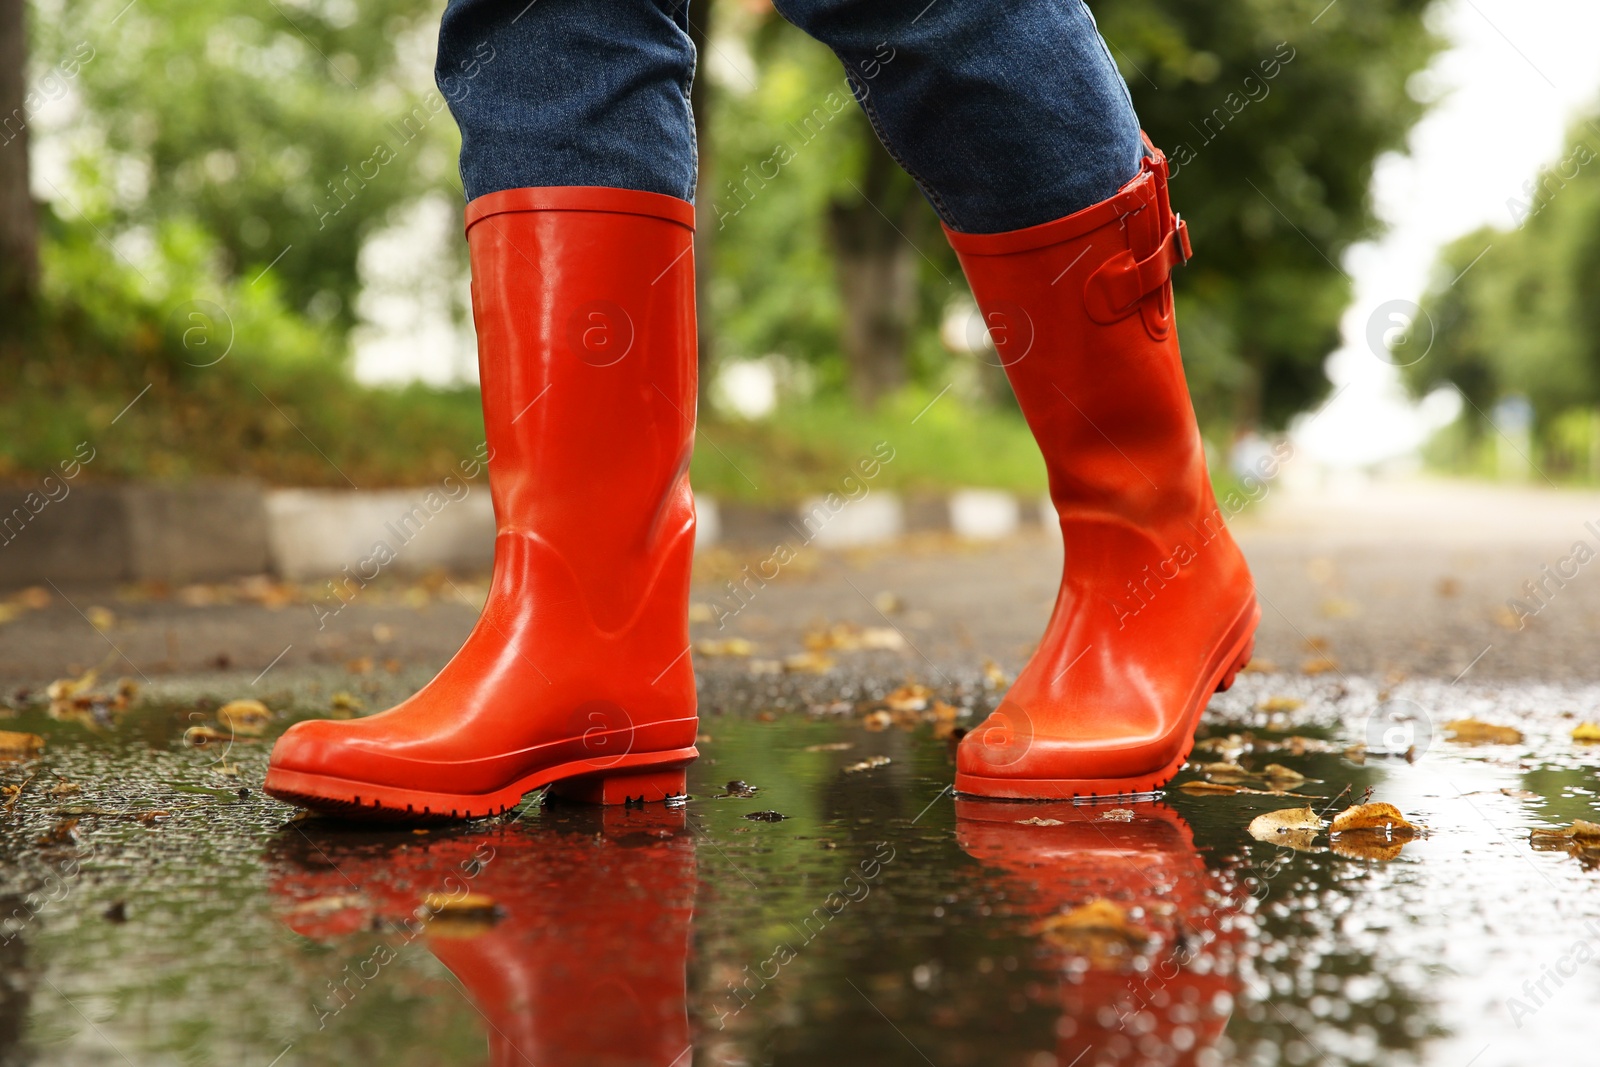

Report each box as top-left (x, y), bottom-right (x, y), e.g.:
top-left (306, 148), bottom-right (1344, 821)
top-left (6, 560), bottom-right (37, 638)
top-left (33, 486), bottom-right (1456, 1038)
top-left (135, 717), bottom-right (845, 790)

top-left (550, 765), bottom-right (688, 806)
top-left (1215, 636), bottom-right (1256, 693)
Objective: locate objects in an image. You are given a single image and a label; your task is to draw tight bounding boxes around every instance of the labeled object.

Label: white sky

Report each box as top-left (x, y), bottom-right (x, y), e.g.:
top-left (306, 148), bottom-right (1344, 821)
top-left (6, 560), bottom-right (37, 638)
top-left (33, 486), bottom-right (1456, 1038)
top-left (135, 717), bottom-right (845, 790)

top-left (1294, 0), bottom-right (1600, 468)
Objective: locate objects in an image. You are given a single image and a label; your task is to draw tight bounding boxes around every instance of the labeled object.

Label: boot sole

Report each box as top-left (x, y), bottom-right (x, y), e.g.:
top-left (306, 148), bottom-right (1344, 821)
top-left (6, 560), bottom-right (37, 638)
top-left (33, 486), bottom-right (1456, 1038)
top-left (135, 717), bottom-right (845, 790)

top-left (262, 746), bottom-right (699, 822)
top-left (954, 598), bottom-right (1260, 801)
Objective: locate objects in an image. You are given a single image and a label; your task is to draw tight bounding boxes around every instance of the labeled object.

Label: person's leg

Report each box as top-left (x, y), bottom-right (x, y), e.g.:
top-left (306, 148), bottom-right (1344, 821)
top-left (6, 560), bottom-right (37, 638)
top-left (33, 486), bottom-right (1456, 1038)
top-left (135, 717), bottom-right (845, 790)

top-left (780, 0), bottom-right (1259, 800)
top-left (770, 0), bottom-right (1144, 232)
top-left (266, 0), bottom-right (705, 818)
top-left (435, 0), bottom-right (697, 200)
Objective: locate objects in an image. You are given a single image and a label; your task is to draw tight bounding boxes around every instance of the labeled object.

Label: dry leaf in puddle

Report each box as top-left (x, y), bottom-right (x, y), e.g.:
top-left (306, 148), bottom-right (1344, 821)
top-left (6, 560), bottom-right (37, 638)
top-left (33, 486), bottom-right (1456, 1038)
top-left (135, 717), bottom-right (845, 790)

top-left (1343, 744), bottom-right (1369, 765)
top-left (183, 726), bottom-right (234, 747)
top-left (217, 699), bottom-right (272, 737)
top-left (1445, 719), bottom-right (1523, 745)
top-left (1179, 781), bottom-right (1247, 795)
top-left (1099, 809), bottom-right (1136, 822)
top-left (1258, 696), bottom-right (1304, 713)
top-left (1330, 836), bottom-right (1407, 862)
top-left (804, 742), bottom-right (854, 753)
top-left (1262, 764), bottom-right (1309, 787)
top-left (330, 691), bottom-right (364, 714)
top-left (0, 731), bottom-right (45, 758)
top-left (1499, 788), bottom-right (1540, 800)
top-left (842, 756), bottom-right (891, 774)
top-left (1529, 821), bottom-right (1600, 867)
top-left (1300, 656), bottom-right (1340, 676)
top-left (1193, 734), bottom-right (1248, 757)
top-left (1572, 723), bottom-right (1600, 743)
top-left (1275, 736), bottom-right (1341, 756)
top-left (1330, 802), bottom-right (1419, 836)
top-left (1247, 805), bottom-right (1325, 850)
top-left (1529, 820), bottom-right (1600, 847)
top-left (1016, 816), bottom-right (1064, 826)
top-left (1033, 899), bottom-right (1150, 964)
top-left (862, 710), bottom-right (892, 731)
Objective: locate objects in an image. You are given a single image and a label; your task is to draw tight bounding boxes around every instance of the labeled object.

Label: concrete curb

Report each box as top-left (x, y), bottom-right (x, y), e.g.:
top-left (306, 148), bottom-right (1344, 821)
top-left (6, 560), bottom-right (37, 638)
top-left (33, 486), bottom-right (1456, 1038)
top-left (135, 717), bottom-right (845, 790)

top-left (0, 482), bottom-right (1053, 587)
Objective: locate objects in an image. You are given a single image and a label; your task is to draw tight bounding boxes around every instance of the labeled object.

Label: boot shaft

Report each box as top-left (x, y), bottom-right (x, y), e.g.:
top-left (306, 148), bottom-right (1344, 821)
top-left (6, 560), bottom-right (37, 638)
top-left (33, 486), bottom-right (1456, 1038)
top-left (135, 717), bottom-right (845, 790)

top-left (465, 187), bottom-right (699, 630)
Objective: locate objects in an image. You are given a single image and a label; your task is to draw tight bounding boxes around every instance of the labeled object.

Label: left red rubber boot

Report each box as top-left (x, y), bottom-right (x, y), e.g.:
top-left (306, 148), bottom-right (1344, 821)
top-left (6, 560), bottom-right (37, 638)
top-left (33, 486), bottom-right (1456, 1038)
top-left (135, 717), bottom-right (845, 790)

top-left (264, 186), bottom-right (700, 819)
top-left (946, 139), bottom-right (1258, 800)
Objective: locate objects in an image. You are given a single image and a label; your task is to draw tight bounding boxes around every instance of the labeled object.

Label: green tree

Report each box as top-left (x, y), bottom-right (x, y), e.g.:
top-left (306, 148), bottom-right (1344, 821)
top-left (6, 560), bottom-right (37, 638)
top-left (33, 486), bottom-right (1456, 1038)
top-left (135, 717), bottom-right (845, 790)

top-left (34, 0), bottom-right (453, 331)
top-left (0, 0), bottom-right (37, 322)
top-left (703, 0), bottom-right (1441, 428)
top-left (1404, 114), bottom-right (1600, 466)
top-left (1097, 0), bottom-right (1440, 429)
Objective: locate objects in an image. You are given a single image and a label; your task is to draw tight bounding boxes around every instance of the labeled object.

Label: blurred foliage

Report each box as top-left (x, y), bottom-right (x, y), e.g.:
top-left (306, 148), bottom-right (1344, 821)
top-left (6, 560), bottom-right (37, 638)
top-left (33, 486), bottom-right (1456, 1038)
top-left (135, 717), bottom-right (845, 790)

top-left (0, 209), bottom-right (485, 486)
top-left (1405, 112), bottom-right (1600, 480)
top-left (1098, 0), bottom-right (1441, 429)
top-left (31, 0), bottom-right (454, 330)
top-left (8, 0), bottom-right (1444, 488)
top-left (701, 0), bottom-right (1442, 430)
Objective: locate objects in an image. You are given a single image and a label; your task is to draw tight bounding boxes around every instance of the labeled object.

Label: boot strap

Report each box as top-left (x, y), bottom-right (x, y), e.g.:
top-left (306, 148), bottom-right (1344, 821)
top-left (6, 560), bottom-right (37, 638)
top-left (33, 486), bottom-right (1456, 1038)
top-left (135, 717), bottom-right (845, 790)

top-left (1083, 214), bottom-right (1190, 324)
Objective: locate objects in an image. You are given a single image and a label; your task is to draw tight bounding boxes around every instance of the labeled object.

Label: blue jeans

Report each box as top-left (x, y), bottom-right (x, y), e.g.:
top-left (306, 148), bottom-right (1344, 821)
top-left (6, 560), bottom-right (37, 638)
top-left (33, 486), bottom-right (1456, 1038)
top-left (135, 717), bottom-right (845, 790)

top-left (436, 0), bottom-right (1142, 234)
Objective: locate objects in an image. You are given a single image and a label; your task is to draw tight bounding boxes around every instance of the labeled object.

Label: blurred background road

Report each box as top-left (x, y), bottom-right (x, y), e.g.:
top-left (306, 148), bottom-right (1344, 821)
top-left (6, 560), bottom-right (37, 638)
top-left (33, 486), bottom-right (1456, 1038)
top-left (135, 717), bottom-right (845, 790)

top-left (6, 475), bottom-right (1598, 693)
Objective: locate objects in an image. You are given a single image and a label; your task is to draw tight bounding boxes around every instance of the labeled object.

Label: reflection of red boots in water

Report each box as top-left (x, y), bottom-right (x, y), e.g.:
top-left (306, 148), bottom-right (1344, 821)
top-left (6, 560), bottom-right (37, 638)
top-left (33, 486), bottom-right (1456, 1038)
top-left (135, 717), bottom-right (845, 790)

top-left (269, 804), bottom-right (696, 1067)
top-left (948, 141), bottom-right (1257, 799)
top-left (265, 187), bottom-right (701, 819)
top-left (956, 798), bottom-right (1241, 1067)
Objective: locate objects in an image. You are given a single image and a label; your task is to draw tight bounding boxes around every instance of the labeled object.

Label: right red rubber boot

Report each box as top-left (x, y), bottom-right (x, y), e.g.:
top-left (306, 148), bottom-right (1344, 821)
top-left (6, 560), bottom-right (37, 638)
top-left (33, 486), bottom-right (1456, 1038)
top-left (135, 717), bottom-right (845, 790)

top-left (264, 187), bottom-right (700, 819)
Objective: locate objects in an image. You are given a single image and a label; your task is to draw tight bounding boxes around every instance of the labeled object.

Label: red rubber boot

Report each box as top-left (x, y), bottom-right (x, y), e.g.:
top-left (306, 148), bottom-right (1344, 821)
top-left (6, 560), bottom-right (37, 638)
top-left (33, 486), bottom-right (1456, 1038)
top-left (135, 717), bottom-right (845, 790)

top-left (269, 805), bottom-right (696, 1066)
top-left (946, 140), bottom-right (1258, 800)
top-left (265, 187), bottom-right (700, 818)
top-left (955, 799), bottom-right (1243, 1066)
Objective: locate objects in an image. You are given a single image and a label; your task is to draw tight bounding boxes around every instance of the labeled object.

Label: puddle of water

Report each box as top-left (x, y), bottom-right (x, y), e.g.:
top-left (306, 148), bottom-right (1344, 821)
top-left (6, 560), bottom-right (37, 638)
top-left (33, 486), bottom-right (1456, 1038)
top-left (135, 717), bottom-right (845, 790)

top-left (1, 672), bottom-right (1596, 1066)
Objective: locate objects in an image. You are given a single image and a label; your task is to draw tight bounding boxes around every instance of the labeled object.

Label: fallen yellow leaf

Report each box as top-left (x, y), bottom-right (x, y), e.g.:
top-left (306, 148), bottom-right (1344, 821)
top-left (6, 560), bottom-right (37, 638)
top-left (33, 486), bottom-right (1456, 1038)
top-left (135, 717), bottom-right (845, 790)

top-left (1247, 805), bottom-right (1325, 850)
top-left (217, 699), bottom-right (272, 737)
top-left (1572, 723), bottom-right (1600, 743)
top-left (1445, 719), bottom-right (1523, 745)
top-left (696, 637), bottom-right (755, 657)
top-left (1330, 802), bottom-right (1419, 836)
top-left (1032, 898), bottom-right (1150, 964)
top-left (0, 731), bottom-right (45, 758)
